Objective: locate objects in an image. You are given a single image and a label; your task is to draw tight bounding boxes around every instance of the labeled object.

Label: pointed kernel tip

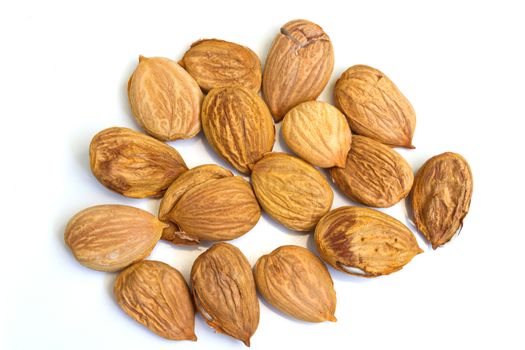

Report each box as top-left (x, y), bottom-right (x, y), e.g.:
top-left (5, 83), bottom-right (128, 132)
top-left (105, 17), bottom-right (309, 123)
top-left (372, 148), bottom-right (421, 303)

top-left (138, 55), bottom-right (146, 62)
top-left (334, 157), bottom-right (347, 168)
top-left (327, 314), bottom-right (337, 322)
top-left (181, 331), bottom-right (197, 341)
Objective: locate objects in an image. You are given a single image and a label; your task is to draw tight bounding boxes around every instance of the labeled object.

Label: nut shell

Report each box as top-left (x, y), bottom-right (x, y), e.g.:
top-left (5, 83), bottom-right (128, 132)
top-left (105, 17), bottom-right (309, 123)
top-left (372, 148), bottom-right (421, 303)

top-left (89, 127), bottom-right (187, 198)
top-left (201, 86), bottom-right (275, 174)
top-left (251, 152), bottom-right (333, 231)
top-left (262, 19), bottom-right (334, 121)
top-left (335, 65), bottom-right (416, 148)
top-left (167, 176), bottom-right (261, 241)
top-left (180, 39), bottom-right (261, 92)
top-left (128, 56), bottom-right (203, 141)
top-left (330, 135), bottom-right (413, 207)
top-left (315, 206), bottom-right (422, 277)
top-left (282, 101), bottom-right (351, 168)
top-left (191, 243), bottom-right (259, 346)
top-left (411, 152), bottom-right (473, 249)
top-left (114, 260), bottom-right (196, 341)
top-left (64, 205), bottom-right (164, 272)
top-left (254, 245), bottom-right (336, 322)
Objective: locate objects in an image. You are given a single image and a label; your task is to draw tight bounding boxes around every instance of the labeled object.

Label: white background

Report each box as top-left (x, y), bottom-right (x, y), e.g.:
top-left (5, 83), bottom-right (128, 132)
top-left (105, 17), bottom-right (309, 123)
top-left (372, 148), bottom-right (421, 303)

top-left (1, 0), bottom-right (524, 349)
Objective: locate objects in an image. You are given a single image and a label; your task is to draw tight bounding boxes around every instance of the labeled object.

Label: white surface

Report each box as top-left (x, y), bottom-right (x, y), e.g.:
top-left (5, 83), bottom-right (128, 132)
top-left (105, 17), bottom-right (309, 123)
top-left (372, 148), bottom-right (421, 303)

top-left (1, 1), bottom-right (524, 349)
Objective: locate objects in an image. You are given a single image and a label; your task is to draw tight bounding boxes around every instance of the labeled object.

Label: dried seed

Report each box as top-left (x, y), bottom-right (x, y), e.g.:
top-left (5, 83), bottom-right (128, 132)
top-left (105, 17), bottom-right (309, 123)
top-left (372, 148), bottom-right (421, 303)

top-left (251, 152), bottom-right (333, 231)
top-left (128, 56), bottom-right (203, 141)
top-left (191, 243), bottom-right (259, 346)
top-left (254, 245), bottom-right (336, 322)
top-left (335, 65), bottom-right (416, 148)
top-left (411, 152), bottom-right (473, 249)
top-left (64, 205), bottom-right (164, 272)
top-left (330, 135), bottom-right (413, 207)
top-left (89, 127), bottom-right (187, 198)
top-left (282, 101), bottom-right (351, 168)
top-left (201, 86), bottom-right (275, 174)
top-left (114, 260), bottom-right (196, 341)
top-left (158, 164), bottom-right (233, 245)
top-left (167, 176), bottom-right (261, 241)
top-left (315, 206), bottom-right (422, 277)
top-left (180, 39), bottom-right (261, 92)
top-left (262, 19), bottom-right (334, 121)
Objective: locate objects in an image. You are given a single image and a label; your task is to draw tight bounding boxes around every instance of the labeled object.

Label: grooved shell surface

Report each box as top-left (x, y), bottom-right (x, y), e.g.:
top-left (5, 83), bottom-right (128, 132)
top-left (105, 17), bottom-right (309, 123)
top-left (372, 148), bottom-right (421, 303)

top-left (282, 101), bottom-right (351, 168)
top-left (411, 152), bottom-right (473, 249)
top-left (114, 260), bottom-right (196, 341)
top-left (254, 245), bottom-right (336, 322)
top-left (89, 127), bottom-right (187, 198)
top-left (128, 56), bottom-right (203, 141)
top-left (315, 206), bottom-right (422, 277)
top-left (191, 243), bottom-right (259, 346)
top-left (334, 65), bottom-right (416, 148)
top-left (251, 152), bottom-right (333, 231)
top-left (64, 205), bottom-right (164, 272)
top-left (201, 86), bottom-right (275, 174)
top-left (180, 39), bottom-right (262, 92)
top-left (167, 176), bottom-right (261, 241)
top-left (330, 135), bottom-right (414, 207)
top-left (262, 19), bottom-right (334, 121)
top-left (158, 164), bottom-right (233, 245)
